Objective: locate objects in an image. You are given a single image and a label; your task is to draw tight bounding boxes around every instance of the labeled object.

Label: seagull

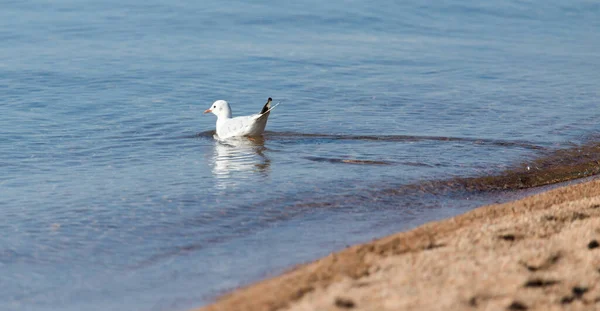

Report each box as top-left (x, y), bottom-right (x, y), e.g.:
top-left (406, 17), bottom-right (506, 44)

top-left (204, 97), bottom-right (278, 139)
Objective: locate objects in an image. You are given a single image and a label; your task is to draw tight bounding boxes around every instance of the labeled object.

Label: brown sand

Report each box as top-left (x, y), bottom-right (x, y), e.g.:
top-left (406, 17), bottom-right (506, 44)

top-left (197, 178), bottom-right (600, 311)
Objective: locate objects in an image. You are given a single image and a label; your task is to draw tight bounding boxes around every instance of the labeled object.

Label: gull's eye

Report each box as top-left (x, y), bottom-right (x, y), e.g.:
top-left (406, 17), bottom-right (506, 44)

top-left (213, 105), bottom-right (216, 108)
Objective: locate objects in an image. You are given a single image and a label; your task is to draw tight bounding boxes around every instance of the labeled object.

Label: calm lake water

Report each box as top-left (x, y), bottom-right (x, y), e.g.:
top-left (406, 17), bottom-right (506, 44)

top-left (1, 0), bottom-right (599, 310)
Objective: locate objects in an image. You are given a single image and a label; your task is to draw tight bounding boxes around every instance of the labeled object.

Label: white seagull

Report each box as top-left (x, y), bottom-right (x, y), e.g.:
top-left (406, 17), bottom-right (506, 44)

top-left (204, 97), bottom-right (278, 139)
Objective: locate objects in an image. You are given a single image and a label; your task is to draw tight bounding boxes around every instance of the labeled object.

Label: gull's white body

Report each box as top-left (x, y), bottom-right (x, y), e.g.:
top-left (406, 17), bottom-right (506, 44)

top-left (216, 113), bottom-right (268, 139)
top-left (205, 99), bottom-right (277, 139)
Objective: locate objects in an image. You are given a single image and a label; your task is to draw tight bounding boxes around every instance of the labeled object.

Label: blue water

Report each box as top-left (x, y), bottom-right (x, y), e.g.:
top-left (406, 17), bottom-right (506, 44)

top-left (1, 1), bottom-right (599, 310)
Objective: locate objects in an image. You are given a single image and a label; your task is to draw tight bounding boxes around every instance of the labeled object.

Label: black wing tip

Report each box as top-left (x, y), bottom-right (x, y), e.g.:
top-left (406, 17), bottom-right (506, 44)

top-left (260, 97), bottom-right (272, 114)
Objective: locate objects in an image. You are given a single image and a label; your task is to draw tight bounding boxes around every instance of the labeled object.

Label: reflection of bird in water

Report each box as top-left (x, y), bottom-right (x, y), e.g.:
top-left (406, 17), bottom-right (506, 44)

top-left (204, 98), bottom-right (278, 139)
top-left (211, 136), bottom-right (270, 189)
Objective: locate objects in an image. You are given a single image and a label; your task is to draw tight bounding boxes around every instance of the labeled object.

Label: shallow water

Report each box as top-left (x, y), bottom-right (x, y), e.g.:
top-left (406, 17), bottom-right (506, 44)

top-left (1, 1), bottom-right (600, 310)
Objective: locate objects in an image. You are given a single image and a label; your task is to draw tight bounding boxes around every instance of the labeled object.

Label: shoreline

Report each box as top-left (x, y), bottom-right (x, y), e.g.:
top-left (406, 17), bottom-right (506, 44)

top-left (196, 177), bottom-right (600, 311)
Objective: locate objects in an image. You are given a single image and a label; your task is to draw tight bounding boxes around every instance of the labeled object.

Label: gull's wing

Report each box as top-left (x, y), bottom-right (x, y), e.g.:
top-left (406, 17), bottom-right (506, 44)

top-left (219, 116), bottom-right (257, 138)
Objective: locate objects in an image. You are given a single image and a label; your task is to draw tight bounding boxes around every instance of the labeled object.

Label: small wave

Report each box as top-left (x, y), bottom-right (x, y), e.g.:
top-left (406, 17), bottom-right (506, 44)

top-left (187, 130), bottom-right (547, 151)
top-left (264, 131), bottom-right (547, 150)
top-left (303, 156), bottom-right (392, 165)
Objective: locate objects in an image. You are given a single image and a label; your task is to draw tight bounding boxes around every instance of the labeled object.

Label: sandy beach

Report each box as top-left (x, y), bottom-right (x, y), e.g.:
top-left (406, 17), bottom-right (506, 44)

top-left (198, 178), bottom-right (600, 311)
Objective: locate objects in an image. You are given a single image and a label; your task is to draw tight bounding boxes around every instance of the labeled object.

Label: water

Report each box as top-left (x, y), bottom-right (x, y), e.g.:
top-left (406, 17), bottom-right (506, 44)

top-left (1, 0), bottom-right (599, 310)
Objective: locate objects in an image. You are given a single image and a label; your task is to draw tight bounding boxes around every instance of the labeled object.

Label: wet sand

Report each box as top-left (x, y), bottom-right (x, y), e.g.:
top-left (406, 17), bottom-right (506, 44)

top-left (197, 177), bottom-right (600, 311)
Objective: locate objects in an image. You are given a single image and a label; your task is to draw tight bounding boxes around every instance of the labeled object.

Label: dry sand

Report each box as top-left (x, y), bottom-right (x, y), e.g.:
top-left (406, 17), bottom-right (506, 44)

top-left (197, 178), bottom-right (600, 311)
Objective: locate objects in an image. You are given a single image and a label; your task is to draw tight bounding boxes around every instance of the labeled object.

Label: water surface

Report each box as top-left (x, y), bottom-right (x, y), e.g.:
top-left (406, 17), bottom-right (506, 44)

top-left (1, 1), bottom-right (600, 310)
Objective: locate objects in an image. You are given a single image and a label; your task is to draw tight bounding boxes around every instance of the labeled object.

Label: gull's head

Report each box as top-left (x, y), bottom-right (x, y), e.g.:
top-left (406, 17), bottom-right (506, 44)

top-left (204, 100), bottom-right (232, 118)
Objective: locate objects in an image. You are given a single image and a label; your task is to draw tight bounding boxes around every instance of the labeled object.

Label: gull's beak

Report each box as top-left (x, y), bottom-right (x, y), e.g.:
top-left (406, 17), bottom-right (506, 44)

top-left (203, 109), bottom-right (212, 114)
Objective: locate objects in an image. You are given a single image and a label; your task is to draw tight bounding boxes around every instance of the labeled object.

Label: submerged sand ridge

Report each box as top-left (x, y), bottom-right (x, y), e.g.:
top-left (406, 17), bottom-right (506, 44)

top-left (197, 142), bottom-right (600, 311)
top-left (410, 141), bottom-right (600, 194)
